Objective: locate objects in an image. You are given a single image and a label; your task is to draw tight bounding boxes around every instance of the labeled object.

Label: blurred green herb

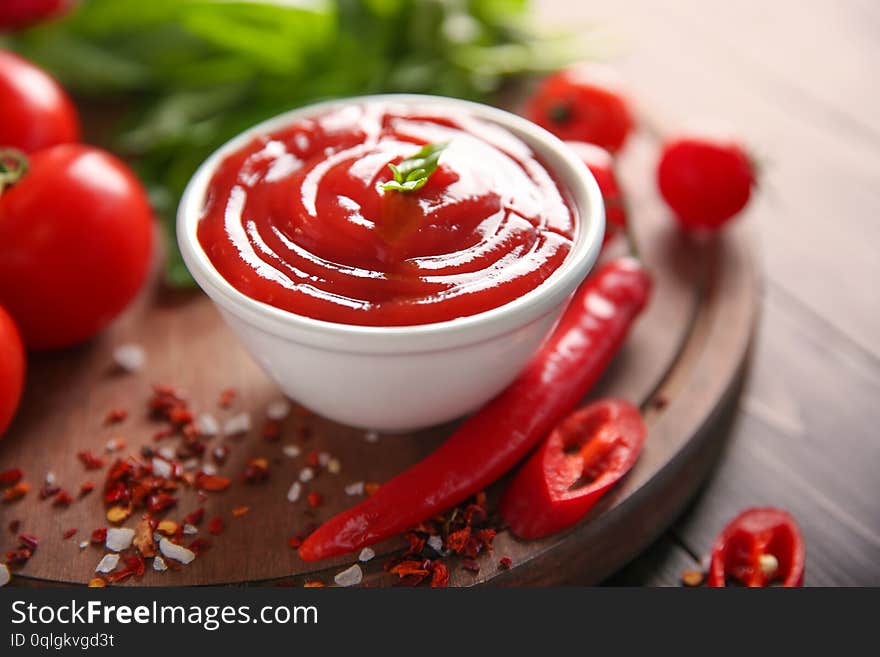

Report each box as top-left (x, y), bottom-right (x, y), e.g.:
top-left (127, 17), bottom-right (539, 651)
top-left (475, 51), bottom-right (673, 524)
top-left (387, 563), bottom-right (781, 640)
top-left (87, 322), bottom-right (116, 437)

top-left (382, 141), bottom-right (447, 192)
top-left (3, 0), bottom-right (576, 286)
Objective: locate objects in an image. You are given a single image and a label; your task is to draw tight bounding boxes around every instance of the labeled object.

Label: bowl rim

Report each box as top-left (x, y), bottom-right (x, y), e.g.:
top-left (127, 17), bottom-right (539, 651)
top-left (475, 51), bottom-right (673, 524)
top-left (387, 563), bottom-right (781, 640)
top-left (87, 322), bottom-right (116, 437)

top-left (177, 93), bottom-right (605, 352)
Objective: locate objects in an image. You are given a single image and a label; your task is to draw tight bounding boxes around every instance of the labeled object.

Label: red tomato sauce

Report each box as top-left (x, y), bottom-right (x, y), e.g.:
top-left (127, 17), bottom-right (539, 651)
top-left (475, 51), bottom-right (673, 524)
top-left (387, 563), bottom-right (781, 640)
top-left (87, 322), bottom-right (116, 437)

top-left (197, 102), bottom-right (577, 326)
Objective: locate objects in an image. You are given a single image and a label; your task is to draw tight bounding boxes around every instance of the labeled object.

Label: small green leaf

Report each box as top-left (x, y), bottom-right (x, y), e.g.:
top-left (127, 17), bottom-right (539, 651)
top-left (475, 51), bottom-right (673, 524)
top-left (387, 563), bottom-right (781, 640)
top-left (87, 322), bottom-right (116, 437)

top-left (381, 141), bottom-right (447, 193)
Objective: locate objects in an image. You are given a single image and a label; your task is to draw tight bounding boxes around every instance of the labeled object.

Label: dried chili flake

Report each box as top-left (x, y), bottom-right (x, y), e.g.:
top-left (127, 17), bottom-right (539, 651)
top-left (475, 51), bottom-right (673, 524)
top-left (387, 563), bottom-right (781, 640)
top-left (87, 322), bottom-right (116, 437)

top-left (288, 536), bottom-right (303, 549)
top-left (53, 489), bottom-right (74, 507)
top-left (104, 408), bottom-right (128, 425)
top-left (188, 538), bottom-right (211, 555)
top-left (2, 481), bottom-right (30, 502)
top-left (0, 468), bottom-right (23, 486)
top-left (499, 556), bottom-right (512, 570)
top-left (79, 481), bottom-right (95, 497)
top-left (464, 503), bottom-right (487, 526)
top-left (124, 554), bottom-right (146, 577)
top-left (262, 420), bottom-right (282, 442)
top-left (106, 437), bottom-right (126, 453)
top-left (445, 527), bottom-right (471, 554)
top-left (18, 534), bottom-right (39, 550)
top-left (146, 493), bottom-right (177, 514)
top-left (242, 457), bottom-right (269, 484)
top-left (182, 508), bottom-right (205, 526)
top-left (231, 506), bottom-right (249, 518)
top-left (63, 528), bottom-right (78, 540)
top-left (5, 548), bottom-right (33, 565)
top-left (306, 450), bottom-right (320, 468)
top-left (681, 570), bottom-right (705, 587)
top-left (39, 483), bottom-right (60, 500)
top-left (430, 562), bottom-right (449, 587)
top-left (207, 517), bottom-right (224, 535)
top-left (88, 577), bottom-right (106, 588)
top-left (218, 388), bottom-right (237, 408)
top-left (106, 505), bottom-right (132, 524)
top-left (364, 482), bottom-right (380, 497)
top-left (157, 520), bottom-right (179, 536)
top-left (307, 491), bottom-right (323, 508)
top-left (133, 518), bottom-right (157, 558)
top-left (91, 528), bottom-right (108, 544)
top-left (389, 560), bottom-right (430, 578)
top-left (78, 450), bottom-right (105, 470)
top-left (103, 481), bottom-right (129, 505)
top-left (303, 580), bottom-right (325, 588)
top-left (196, 473), bottom-right (230, 492)
top-left (8, 519), bottom-right (21, 533)
top-left (404, 531), bottom-right (426, 556)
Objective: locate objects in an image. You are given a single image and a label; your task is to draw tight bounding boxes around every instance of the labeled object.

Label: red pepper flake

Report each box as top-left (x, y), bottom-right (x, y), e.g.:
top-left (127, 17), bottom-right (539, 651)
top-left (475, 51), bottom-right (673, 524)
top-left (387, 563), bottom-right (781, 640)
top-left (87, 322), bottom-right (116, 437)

top-left (262, 420), bottom-right (282, 442)
top-left (404, 531), bottom-right (426, 555)
top-left (79, 481), bottom-right (95, 497)
top-left (5, 548), bottom-right (33, 565)
top-left (8, 519), bottom-right (21, 533)
top-left (18, 534), bottom-right (39, 550)
top-left (196, 473), bottom-right (231, 492)
top-left (218, 387), bottom-right (237, 409)
top-left (188, 538), bottom-right (212, 554)
top-left (681, 570), bottom-right (705, 587)
top-left (53, 489), bottom-right (74, 507)
top-left (146, 492), bottom-right (177, 514)
top-left (104, 408), bottom-right (128, 425)
top-left (125, 554), bottom-right (146, 577)
top-left (90, 528), bottom-right (108, 545)
top-left (77, 450), bottom-right (105, 470)
top-left (475, 528), bottom-right (496, 550)
top-left (39, 483), bottom-right (60, 500)
top-left (430, 562), bottom-right (449, 588)
top-left (445, 527), bottom-right (471, 553)
top-left (364, 482), bottom-right (380, 497)
top-left (231, 505), bottom-right (249, 518)
top-left (303, 580), bottom-right (325, 588)
top-left (207, 516), bottom-right (224, 535)
top-left (2, 481), bottom-right (30, 502)
top-left (88, 577), bottom-right (106, 588)
top-left (389, 560), bottom-right (431, 578)
top-left (242, 457), bottom-right (269, 484)
top-left (499, 556), bottom-right (512, 570)
top-left (306, 450), bottom-right (320, 468)
top-left (0, 468), bottom-right (23, 486)
top-left (183, 508), bottom-right (205, 526)
top-left (288, 536), bottom-right (303, 549)
top-left (307, 491), bottom-right (323, 508)
top-left (63, 528), bottom-right (78, 540)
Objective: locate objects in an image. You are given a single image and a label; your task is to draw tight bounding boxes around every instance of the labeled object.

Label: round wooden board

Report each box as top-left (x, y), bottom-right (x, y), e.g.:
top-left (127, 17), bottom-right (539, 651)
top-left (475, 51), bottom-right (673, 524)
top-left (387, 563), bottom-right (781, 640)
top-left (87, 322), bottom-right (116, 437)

top-left (0, 131), bottom-right (759, 587)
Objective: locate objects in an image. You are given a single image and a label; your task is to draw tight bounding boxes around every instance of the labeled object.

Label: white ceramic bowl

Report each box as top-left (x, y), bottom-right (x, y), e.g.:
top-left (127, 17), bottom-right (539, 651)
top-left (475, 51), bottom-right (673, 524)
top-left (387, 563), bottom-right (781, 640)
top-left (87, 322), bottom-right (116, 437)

top-left (178, 94), bottom-right (604, 432)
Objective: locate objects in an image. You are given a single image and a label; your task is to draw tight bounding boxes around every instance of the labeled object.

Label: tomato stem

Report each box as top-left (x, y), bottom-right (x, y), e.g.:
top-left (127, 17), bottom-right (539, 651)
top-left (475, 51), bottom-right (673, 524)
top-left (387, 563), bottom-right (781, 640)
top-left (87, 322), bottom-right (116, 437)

top-left (0, 149), bottom-right (28, 195)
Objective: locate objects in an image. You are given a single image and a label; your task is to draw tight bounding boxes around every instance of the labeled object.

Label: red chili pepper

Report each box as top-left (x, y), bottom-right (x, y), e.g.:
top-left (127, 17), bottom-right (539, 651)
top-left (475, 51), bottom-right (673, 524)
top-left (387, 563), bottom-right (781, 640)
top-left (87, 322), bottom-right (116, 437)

top-left (499, 399), bottom-right (645, 539)
top-left (707, 507), bottom-right (805, 587)
top-left (299, 257), bottom-right (652, 561)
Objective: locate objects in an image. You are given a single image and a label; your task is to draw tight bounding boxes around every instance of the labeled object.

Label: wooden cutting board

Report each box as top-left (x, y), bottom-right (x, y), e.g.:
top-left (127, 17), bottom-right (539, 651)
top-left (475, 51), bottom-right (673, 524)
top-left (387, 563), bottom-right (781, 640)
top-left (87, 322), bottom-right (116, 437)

top-left (0, 129), bottom-right (759, 587)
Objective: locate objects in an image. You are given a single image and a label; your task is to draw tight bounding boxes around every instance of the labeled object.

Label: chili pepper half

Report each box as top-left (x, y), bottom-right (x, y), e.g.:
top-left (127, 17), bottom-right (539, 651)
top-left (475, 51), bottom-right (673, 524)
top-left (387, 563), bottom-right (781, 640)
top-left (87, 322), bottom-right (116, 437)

top-left (299, 257), bottom-right (652, 561)
top-left (707, 507), bottom-right (805, 587)
top-left (499, 398), bottom-right (646, 539)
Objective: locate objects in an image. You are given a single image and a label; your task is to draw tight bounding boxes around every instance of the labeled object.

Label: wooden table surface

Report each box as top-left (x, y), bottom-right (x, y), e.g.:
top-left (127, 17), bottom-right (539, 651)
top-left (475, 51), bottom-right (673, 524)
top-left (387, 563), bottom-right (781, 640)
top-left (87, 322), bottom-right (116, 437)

top-left (534, 0), bottom-right (880, 586)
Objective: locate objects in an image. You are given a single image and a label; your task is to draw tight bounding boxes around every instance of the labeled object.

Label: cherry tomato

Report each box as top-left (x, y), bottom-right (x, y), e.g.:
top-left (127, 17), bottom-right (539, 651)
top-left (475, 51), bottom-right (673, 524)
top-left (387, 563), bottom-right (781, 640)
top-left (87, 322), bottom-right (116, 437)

top-left (0, 0), bottom-right (72, 32)
top-left (657, 133), bottom-right (754, 231)
top-left (0, 50), bottom-right (80, 154)
top-left (0, 304), bottom-right (25, 437)
top-left (0, 144), bottom-right (154, 349)
top-left (566, 141), bottom-right (627, 245)
top-left (528, 63), bottom-right (634, 153)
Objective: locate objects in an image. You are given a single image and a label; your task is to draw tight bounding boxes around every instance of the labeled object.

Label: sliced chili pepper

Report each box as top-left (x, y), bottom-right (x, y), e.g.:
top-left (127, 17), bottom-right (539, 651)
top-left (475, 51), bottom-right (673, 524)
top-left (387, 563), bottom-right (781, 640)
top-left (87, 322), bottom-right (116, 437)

top-left (299, 257), bottom-right (652, 561)
top-left (707, 507), bottom-right (805, 587)
top-left (500, 399), bottom-right (646, 538)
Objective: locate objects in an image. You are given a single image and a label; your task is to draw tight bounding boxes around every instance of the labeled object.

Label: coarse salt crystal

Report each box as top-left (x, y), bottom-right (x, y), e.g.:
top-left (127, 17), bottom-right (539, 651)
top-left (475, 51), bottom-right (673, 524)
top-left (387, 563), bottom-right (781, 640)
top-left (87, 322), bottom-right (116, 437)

top-left (157, 446), bottom-right (175, 461)
top-left (95, 554), bottom-right (120, 574)
top-left (286, 482), bottom-right (302, 503)
top-left (201, 463), bottom-right (218, 476)
top-left (45, 472), bottom-right (56, 485)
top-left (78, 541), bottom-right (89, 550)
top-left (106, 528), bottom-right (135, 552)
top-left (152, 556), bottom-right (168, 572)
top-left (0, 564), bottom-right (9, 587)
top-left (364, 430), bottom-right (379, 443)
top-left (182, 458), bottom-right (200, 471)
top-left (183, 524), bottom-right (198, 536)
top-left (344, 481), bottom-right (364, 496)
top-left (266, 399), bottom-right (291, 421)
top-left (327, 458), bottom-right (341, 474)
top-left (105, 438), bottom-right (123, 452)
top-left (152, 457), bottom-right (173, 479)
top-left (282, 445), bottom-right (300, 459)
top-left (334, 564), bottom-right (363, 587)
top-left (318, 452), bottom-right (331, 467)
top-left (159, 538), bottom-right (196, 565)
top-left (358, 547), bottom-right (375, 562)
top-left (223, 412), bottom-right (251, 436)
top-left (299, 467), bottom-right (314, 483)
top-left (427, 535), bottom-right (445, 554)
top-left (113, 343), bottom-right (146, 373)
top-left (196, 413), bottom-right (219, 437)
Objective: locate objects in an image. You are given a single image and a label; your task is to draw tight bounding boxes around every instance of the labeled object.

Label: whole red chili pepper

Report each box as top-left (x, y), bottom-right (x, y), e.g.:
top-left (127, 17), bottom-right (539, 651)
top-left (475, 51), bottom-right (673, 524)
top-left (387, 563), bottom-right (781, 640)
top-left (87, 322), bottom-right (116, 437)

top-left (299, 257), bottom-right (652, 561)
top-left (499, 398), bottom-right (646, 539)
top-left (707, 507), bottom-right (805, 587)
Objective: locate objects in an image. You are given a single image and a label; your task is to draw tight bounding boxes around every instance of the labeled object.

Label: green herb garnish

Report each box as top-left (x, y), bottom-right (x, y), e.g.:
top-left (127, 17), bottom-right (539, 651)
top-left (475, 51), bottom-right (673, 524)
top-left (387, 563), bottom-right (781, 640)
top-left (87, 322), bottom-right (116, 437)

top-left (381, 142), bottom-right (447, 193)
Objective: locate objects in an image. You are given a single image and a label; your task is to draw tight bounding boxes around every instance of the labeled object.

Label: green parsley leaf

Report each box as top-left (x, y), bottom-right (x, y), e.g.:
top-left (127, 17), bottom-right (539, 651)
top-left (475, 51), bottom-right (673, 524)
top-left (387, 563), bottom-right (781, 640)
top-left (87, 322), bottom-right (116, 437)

top-left (381, 141), bottom-right (448, 193)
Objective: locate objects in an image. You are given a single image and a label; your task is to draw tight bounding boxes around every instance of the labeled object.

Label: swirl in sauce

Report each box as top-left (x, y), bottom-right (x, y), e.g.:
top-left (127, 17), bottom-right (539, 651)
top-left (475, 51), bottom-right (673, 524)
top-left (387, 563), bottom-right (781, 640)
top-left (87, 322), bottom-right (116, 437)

top-left (197, 102), bottom-right (577, 326)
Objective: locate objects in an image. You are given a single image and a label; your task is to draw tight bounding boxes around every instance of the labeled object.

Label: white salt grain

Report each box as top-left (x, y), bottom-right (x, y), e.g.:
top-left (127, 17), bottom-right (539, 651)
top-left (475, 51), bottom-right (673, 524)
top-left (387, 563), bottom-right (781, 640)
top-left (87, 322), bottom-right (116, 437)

top-left (427, 535), bottom-right (444, 553)
top-left (344, 481), bottom-right (364, 496)
top-left (157, 446), bottom-right (175, 461)
top-left (95, 554), bottom-right (120, 574)
top-left (358, 547), bottom-right (375, 562)
top-left (182, 458), bottom-right (199, 472)
top-left (105, 528), bottom-right (135, 552)
top-left (266, 399), bottom-right (291, 421)
top-left (299, 467), bottom-right (314, 483)
top-left (152, 556), bottom-right (168, 572)
top-left (318, 452), bottom-right (331, 467)
top-left (334, 564), bottom-right (363, 587)
top-left (196, 413), bottom-right (220, 437)
top-left (45, 472), bottom-right (56, 485)
top-left (201, 463), bottom-right (218, 476)
top-left (78, 541), bottom-right (89, 550)
top-left (0, 564), bottom-right (9, 587)
top-left (364, 430), bottom-right (380, 443)
top-left (287, 482), bottom-right (302, 503)
top-left (183, 524), bottom-right (198, 536)
top-left (113, 343), bottom-right (146, 373)
top-left (159, 538), bottom-right (196, 564)
top-left (282, 445), bottom-right (301, 459)
top-left (152, 457), bottom-right (173, 479)
top-left (223, 412), bottom-right (251, 436)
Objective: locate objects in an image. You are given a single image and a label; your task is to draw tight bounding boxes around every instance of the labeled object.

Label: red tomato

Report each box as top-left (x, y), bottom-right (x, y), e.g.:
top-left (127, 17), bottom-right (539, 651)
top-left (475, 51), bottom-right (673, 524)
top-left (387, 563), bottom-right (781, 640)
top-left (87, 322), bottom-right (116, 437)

top-left (0, 50), bottom-right (80, 154)
top-left (0, 0), bottom-right (71, 31)
top-left (0, 144), bottom-right (154, 349)
top-left (528, 63), bottom-right (634, 153)
top-left (566, 141), bottom-right (627, 245)
top-left (657, 133), bottom-right (754, 231)
top-left (0, 304), bottom-right (25, 437)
